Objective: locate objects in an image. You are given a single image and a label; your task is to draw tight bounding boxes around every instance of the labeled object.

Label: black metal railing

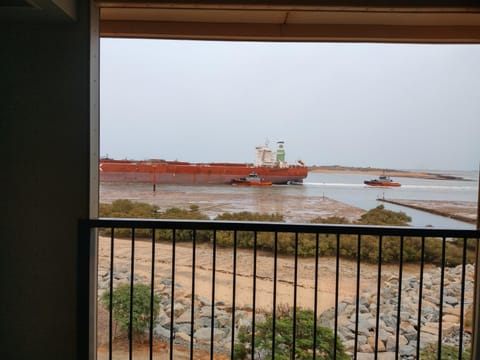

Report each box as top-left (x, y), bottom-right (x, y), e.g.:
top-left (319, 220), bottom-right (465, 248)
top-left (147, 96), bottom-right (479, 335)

top-left (81, 219), bottom-right (480, 360)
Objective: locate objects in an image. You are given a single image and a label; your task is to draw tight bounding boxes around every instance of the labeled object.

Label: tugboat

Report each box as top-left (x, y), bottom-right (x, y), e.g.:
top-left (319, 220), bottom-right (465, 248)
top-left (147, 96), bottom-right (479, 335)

top-left (364, 175), bottom-right (401, 187)
top-left (231, 172), bottom-right (272, 186)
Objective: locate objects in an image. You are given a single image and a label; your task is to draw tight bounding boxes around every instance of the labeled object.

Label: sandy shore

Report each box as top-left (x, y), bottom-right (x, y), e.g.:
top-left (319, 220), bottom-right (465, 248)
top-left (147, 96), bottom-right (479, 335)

top-left (98, 236), bottom-right (429, 315)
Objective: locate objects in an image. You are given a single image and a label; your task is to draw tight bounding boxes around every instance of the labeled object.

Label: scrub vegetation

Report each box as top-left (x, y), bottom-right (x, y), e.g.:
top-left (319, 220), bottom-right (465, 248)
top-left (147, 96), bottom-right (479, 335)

top-left (234, 307), bottom-right (349, 360)
top-left (99, 200), bottom-right (475, 265)
top-left (101, 283), bottom-right (159, 338)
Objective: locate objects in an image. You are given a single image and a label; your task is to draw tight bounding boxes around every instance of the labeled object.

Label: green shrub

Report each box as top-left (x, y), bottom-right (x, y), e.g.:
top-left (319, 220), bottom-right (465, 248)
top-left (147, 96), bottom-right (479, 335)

top-left (99, 200), bottom-right (211, 240)
top-left (99, 201), bottom-right (475, 265)
top-left (235, 307), bottom-right (348, 360)
top-left (100, 199), bottom-right (159, 218)
top-left (420, 343), bottom-right (470, 359)
top-left (357, 205), bottom-right (411, 226)
top-left (215, 212), bottom-right (286, 250)
top-left (155, 206), bottom-right (211, 242)
top-left (101, 283), bottom-right (159, 337)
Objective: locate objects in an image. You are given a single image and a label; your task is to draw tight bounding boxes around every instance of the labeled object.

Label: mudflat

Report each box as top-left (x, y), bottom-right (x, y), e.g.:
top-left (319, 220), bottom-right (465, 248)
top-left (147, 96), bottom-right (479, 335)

top-left (100, 183), bottom-right (365, 223)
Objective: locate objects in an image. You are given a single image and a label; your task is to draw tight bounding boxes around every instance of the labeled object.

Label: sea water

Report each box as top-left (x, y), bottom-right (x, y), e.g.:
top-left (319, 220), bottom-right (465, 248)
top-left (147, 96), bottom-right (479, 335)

top-left (302, 170), bottom-right (478, 229)
top-left (100, 170), bottom-right (478, 229)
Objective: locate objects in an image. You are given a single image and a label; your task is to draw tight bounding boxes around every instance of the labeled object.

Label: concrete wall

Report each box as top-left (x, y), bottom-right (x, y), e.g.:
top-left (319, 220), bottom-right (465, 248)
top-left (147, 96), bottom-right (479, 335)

top-left (0, 2), bottom-right (91, 359)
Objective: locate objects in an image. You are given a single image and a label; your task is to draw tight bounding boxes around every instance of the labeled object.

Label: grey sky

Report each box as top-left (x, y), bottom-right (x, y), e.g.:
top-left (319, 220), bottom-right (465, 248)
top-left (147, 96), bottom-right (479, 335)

top-left (100, 38), bottom-right (480, 171)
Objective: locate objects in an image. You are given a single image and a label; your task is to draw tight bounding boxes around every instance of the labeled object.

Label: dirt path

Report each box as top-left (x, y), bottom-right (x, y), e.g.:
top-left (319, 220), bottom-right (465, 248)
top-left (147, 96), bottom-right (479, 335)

top-left (98, 236), bottom-right (427, 313)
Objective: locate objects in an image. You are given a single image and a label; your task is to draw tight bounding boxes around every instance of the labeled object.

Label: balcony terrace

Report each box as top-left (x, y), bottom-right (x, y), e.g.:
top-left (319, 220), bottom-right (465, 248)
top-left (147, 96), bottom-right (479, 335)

top-left (81, 218), bottom-right (480, 359)
top-left (4, 1), bottom-right (480, 359)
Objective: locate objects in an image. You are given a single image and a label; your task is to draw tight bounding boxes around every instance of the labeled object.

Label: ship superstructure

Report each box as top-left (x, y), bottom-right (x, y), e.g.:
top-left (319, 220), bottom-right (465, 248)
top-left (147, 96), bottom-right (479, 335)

top-left (254, 141), bottom-right (289, 168)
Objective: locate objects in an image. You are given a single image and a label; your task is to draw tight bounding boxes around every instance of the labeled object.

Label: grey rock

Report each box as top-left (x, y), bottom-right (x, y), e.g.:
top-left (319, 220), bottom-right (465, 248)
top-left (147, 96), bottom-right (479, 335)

top-left (153, 325), bottom-right (171, 340)
top-left (399, 344), bottom-right (416, 357)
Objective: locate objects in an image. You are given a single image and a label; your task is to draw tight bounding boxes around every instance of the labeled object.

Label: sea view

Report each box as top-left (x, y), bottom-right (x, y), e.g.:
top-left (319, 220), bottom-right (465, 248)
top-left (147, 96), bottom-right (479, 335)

top-left (304, 170), bottom-right (478, 228)
top-left (97, 168), bottom-right (479, 359)
top-left (100, 169), bottom-right (478, 229)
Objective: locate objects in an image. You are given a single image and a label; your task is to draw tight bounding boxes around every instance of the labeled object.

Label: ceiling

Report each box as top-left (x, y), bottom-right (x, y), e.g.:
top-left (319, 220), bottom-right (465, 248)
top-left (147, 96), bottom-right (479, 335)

top-left (3, 1), bottom-right (480, 43)
top-left (97, 1), bottom-right (480, 42)
top-left (0, 0), bottom-right (76, 22)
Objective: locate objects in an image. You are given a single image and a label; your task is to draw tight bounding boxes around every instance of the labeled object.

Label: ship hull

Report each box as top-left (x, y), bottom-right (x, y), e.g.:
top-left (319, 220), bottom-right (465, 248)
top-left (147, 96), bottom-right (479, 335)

top-left (99, 160), bottom-right (308, 185)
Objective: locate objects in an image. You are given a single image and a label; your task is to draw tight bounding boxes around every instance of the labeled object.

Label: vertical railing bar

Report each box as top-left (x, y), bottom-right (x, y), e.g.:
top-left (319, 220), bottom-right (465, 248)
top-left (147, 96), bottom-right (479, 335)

top-left (251, 231), bottom-right (258, 360)
top-left (271, 231), bottom-right (278, 360)
top-left (334, 233), bottom-right (340, 360)
top-left (109, 227), bottom-right (115, 360)
top-left (230, 230), bottom-right (238, 360)
top-left (438, 236), bottom-right (447, 359)
top-left (169, 229), bottom-right (176, 360)
top-left (395, 235), bottom-right (404, 359)
top-left (416, 236), bottom-right (426, 360)
top-left (458, 237), bottom-right (467, 360)
top-left (474, 167), bottom-right (480, 360)
top-left (354, 234), bottom-right (361, 360)
top-left (374, 235), bottom-right (383, 360)
top-left (292, 232), bottom-right (299, 359)
top-left (210, 230), bottom-right (217, 360)
top-left (149, 228), bottom-right (156, 360)
top-left (189, 230), bottom-right (197, 360)
top-left (313, 233), bottom-right (319, 360)
top-left (472, 235), bottom-right (480, 360)
top-left (129, 228), bottom-right (135, 360)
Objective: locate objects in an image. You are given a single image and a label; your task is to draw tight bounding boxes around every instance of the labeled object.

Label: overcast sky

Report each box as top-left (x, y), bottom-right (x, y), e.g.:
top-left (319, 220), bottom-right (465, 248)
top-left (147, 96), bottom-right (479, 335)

top-left (100, 38), bottom-right (480, 171)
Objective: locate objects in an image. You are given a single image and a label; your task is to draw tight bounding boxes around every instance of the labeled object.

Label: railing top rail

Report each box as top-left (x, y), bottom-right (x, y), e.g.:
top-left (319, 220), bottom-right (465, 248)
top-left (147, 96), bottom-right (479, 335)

top-left (81, 218), bottom-right (480, 238)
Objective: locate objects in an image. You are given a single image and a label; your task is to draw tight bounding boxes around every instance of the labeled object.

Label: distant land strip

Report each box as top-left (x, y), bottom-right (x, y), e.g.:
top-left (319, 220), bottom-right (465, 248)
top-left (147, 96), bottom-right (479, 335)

top-left (309, 166), bottom-right (467, 181)
top-left (378, 198), bottom-right (477, 225)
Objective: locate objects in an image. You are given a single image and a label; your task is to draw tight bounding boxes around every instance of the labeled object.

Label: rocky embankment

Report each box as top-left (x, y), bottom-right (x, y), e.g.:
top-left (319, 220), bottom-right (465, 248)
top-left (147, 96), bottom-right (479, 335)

top-left (319, 264), bottom-right (474, 359)
top-left (98, 264), bottom-right (474, 359)
top-left (98, 268), bottom-right (254, 354)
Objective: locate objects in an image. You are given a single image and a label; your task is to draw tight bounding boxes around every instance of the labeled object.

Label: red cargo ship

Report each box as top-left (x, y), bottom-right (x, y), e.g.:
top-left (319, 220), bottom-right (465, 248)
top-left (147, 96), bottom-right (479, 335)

top-left (99, 141), bottom-right (308, 185)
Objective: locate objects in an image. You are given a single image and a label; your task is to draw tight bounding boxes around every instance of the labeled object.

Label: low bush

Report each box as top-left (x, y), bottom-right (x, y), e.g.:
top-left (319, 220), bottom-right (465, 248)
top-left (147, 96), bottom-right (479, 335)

top-left (101, 283), bottom-right (159, 338)
top-left (99, 200), bottom-right (211, 240)
top-left (98, 201), bottom-right (475, 265)
top-left (234, 307), bottom-right (349, 360)
top-left (420, 343), bottom-right (470, 360)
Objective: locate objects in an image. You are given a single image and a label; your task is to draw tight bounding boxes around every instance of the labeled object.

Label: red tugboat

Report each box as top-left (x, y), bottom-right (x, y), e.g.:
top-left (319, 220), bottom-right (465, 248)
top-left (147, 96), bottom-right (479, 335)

top-left (231, 172), bottom-right (272, 186)
top-left (364, 175), bottom-right (401, 187)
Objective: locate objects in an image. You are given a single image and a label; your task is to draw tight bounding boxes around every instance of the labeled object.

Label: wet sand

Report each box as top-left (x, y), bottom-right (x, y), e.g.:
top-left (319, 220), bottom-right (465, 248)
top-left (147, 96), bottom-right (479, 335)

top-left (100, 183), bottom-right (365, 223)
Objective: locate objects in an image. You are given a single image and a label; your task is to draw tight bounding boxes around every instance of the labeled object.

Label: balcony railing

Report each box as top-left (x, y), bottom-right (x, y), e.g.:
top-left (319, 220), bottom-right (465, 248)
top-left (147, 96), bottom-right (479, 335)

top-left (80, 219), bottom-right (480, 360)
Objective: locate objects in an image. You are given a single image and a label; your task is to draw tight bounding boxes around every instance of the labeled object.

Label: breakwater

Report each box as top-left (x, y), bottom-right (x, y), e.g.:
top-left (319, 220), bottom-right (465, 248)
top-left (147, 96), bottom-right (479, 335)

top-left (378, 198), bottom-right (477, 225)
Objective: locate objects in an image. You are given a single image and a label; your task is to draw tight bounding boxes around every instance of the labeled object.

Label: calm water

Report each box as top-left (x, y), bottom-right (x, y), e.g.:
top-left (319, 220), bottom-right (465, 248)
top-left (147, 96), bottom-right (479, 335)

top-left (302, 170), bottom-right (478, 229)
top-left (101, 170), bottom-right (478, 229)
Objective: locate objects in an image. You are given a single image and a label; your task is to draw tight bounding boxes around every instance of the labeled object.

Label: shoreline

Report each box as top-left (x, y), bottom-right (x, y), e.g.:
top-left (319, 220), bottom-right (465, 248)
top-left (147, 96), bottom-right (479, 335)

top-left (379, 198), bottom-right (478, 225)
top-left (100, 183), bottom-right (366, 223)
top-left (309, 166), bottom-right (468, 181)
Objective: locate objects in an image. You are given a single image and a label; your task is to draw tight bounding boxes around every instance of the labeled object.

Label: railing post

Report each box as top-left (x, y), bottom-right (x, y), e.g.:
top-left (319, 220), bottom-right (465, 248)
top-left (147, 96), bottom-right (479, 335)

top-left (471, 166), bottom-right (480, 359)
top-left (78, 219), bottom-right (98, 360)
top-left (472, 240), bottom-right (480, 360)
